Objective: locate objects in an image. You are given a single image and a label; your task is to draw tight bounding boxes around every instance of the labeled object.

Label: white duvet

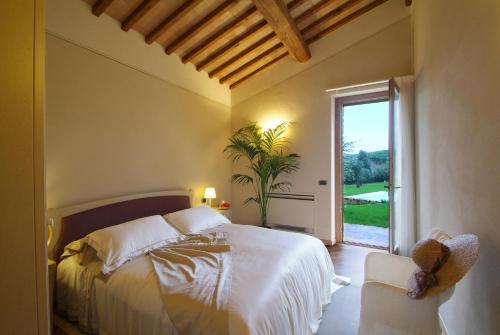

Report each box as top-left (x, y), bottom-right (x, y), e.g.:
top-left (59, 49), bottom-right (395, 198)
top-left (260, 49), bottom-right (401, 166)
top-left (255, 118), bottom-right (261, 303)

top-left (57, 224), bottom-right (343, 335)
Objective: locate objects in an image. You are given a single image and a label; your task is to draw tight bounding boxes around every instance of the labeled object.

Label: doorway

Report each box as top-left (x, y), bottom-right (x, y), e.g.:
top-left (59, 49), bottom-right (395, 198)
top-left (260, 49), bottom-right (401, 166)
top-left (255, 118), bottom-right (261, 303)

top-left (334, 91), bottom-right (390, 250)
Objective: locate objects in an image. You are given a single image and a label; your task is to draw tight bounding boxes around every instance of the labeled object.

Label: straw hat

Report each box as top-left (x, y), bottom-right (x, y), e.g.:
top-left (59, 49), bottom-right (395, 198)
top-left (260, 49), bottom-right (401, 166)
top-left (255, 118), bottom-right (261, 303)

top-left (407, 228), bottom-right (479, 298)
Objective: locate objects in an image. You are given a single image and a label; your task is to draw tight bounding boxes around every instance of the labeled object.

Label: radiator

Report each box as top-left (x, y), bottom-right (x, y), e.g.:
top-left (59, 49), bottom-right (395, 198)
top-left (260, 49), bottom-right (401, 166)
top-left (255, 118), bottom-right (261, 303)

top-left (267, 192), bottom-right (315, 233)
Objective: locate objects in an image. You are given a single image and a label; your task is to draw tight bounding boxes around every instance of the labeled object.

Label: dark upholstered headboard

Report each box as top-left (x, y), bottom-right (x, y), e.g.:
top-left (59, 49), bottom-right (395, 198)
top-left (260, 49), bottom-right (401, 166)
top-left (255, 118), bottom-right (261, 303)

top-left (52, 191), bottom-right (191, 262)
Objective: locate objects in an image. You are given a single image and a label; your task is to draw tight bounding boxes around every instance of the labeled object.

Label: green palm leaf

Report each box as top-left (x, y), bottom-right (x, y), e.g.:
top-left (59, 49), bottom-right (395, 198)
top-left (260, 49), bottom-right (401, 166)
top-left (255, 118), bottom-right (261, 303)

top-left (231, 174), bottom-right (253, 185)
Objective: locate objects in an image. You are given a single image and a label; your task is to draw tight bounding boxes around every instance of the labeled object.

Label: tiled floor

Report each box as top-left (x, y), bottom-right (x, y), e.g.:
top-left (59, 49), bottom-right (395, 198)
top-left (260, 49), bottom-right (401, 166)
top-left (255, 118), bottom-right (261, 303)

top-left (343, 223), bottom-right (388, 248)
top-left (316, 244), bottom-right (384, 334)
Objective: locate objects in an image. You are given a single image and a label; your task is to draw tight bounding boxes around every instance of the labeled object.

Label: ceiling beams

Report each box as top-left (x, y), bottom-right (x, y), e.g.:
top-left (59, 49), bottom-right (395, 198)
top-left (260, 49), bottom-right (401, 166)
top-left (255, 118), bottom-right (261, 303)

top-left (196, 20), bottom-right (268, 71)
top-left (181, 6), bottom-right (260, 64)
top-left (306, 0), bottom-right (389, 44)
top-left (165, 0), bottom-right (236, 54)
top-left (121, 0), bottom-right (160, 32)
top-left (86, 0), bottom-right (391, 89)
top-left (228, 0), bottom-right (389, 88)
top-left (146, 0), bottom-right (203, 44)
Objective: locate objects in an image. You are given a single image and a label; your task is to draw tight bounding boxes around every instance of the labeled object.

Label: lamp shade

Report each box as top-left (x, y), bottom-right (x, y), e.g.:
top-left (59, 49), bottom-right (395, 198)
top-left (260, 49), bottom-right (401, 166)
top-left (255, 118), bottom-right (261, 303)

top-left (204, 187), bottom-right (216, 199)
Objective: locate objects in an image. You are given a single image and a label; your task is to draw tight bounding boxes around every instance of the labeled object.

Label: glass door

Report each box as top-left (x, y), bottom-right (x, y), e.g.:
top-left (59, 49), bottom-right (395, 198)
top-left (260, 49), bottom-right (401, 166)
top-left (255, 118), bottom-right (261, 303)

top-left (334, 91), bottom-right (390, 249)
top-left (388, 79), bottom-right (401, 254)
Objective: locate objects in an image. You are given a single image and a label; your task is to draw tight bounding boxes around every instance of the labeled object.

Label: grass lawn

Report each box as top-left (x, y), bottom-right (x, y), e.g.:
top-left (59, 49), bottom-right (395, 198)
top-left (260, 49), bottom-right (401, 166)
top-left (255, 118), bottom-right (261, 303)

top-left (343, 203), bottom-right (389, 228)
top-left (343, 181), bottom-right (388, 196)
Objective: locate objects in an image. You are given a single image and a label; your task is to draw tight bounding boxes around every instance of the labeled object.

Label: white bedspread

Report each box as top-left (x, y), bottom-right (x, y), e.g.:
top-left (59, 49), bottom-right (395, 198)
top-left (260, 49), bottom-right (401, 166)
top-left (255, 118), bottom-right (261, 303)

top-left (57, 224), bottom-right (341, 335)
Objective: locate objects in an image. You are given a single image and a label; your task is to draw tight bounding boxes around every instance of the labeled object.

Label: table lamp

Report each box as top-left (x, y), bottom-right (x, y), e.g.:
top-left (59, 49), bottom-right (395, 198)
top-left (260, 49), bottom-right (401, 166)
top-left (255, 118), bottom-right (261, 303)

top-left (204, 187), bottom-right (216, 207)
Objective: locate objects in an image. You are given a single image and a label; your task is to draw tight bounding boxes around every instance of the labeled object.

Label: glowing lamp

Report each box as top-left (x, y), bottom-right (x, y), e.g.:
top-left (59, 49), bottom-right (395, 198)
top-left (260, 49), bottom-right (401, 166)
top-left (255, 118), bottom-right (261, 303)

top-left (260, 117), bottom-right (288, 132)
top-left (204, 187), bottom-right (216, 207)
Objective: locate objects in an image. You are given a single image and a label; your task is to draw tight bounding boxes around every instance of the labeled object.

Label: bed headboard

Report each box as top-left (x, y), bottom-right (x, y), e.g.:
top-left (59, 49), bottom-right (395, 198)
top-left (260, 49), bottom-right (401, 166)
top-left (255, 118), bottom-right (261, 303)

top-left (50, 190), bottom-right (191, 262)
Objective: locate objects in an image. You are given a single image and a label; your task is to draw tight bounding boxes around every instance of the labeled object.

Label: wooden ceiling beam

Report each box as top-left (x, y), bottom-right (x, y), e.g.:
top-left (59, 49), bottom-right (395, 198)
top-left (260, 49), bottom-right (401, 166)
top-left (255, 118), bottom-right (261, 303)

top-left (229, 52), bottom-right (289, 89)
top-left (220, 43), bottom-right (284, 84)
top-left (196, 20), bottom-right (268, 71)
top-left (208, 0), bottom-right (331, 78)
top-left (208, 33), bottom-right (278, 78)
top-left (306, 0), bottom-right (388, 44)
top-left (165, 0), bottom-right (236, 55)
top-left (92, 0), bottom-right (115, 17)
top-left (145, 0), bottom-right (203, 45)
top-left (193, 0), bottom-right (307, 71)
top-left (121, 0), bottom-right (160, 32)
top-left (301, 0), bottom-right (363, 36)
top-left (252, 0), bottom-right (310, 62)
top-left (181, 6), bottom-right (259, 64)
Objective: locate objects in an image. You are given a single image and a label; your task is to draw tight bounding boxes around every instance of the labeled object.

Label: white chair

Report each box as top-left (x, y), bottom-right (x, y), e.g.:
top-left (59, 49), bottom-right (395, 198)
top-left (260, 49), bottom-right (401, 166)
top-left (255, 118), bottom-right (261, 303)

top-left (358, 252), bottom-right (442, 335)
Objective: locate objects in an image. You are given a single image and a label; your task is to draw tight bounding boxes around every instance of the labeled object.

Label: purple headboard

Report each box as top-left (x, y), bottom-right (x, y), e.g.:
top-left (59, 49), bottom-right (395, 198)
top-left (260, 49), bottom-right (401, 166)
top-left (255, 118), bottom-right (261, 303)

top-left (53, 195), bottom-right (190, 262)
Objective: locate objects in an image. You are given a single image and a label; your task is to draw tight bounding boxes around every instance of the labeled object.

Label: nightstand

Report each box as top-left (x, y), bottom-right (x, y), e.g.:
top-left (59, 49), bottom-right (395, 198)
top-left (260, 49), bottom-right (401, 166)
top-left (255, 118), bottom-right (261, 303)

top-left (48, 259), bottom-right (56, 329)
top-left (215, 207), bottom-right (232, 221)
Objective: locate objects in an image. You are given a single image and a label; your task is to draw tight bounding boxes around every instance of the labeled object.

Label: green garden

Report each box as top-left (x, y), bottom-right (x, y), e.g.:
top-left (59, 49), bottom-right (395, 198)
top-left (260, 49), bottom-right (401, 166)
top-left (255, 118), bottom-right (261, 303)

top-left (342, 149), bottom-right (389, 228)
top-left (343, 182), bottom-right (388, 228)
top-left (343, 182), bottom-right (387, 196)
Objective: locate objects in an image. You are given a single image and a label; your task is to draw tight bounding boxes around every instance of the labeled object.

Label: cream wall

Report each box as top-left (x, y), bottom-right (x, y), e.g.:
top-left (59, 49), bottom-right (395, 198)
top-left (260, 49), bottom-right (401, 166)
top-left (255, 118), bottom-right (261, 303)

top-left (413, 0), bottom-right (500, 334)
top-left (230, 18), bottom-right (412, 242)
top-left (46, 0), bottom-right (230, 106)
top-left (46, 34), bottom-right (232, 209)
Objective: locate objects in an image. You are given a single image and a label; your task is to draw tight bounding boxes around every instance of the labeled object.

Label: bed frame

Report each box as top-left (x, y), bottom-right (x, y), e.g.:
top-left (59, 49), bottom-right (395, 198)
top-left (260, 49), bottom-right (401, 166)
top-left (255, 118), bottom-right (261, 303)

top-left (49, 190), bottom-right (192, 262)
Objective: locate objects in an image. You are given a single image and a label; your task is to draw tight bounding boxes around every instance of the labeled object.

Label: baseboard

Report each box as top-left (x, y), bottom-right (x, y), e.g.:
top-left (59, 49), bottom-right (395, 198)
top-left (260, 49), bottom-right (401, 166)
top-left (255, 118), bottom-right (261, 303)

top-left (439, 312), bottom-right (450, 335)
top-left (321, 239), bottom-right (334, 246)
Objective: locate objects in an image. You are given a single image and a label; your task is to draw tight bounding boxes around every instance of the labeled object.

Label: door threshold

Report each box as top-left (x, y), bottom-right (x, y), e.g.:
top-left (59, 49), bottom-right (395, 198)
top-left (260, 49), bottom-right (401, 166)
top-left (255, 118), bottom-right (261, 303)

top-left (341, 241), bottom-right (389, 251)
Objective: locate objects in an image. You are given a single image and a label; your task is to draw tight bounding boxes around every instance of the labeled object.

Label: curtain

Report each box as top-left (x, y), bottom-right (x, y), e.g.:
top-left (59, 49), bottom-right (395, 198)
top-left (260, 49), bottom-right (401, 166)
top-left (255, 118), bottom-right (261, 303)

top-left (394, 76), bottom-right (416, 256)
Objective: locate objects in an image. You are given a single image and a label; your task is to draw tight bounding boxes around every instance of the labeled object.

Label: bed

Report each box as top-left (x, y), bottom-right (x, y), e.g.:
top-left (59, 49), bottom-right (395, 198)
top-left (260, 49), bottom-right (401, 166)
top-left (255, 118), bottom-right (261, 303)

top-left (51, 190), bottom-right (342, 335)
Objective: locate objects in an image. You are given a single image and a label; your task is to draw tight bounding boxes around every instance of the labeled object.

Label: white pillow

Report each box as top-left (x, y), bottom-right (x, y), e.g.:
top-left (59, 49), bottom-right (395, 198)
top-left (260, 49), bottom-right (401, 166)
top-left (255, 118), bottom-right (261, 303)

top-left (86, 215), bottom-right (180, 274)
top-left (164, 205), bottom-right (230, 234)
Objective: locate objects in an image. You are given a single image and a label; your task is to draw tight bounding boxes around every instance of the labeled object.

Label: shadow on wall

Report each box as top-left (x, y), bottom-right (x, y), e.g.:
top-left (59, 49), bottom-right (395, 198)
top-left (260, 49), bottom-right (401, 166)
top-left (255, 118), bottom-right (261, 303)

top-left (440, 237), bottom-right (500, 334)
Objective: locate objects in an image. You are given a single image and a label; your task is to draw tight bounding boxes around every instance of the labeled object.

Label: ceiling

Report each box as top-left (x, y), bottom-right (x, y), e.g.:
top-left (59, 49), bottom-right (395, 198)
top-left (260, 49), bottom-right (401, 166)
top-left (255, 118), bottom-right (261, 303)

top-left (83, 0), bottom-right (408, 89)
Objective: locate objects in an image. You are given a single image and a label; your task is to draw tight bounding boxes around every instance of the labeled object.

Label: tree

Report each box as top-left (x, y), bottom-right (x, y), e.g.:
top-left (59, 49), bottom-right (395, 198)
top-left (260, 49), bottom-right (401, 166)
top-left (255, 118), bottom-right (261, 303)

top-left (343, 137), bottom-right (355, 154)
top-left (357, 150), bottom-right (370, 169)
top-left (224, 122), bottom-right (300, 227)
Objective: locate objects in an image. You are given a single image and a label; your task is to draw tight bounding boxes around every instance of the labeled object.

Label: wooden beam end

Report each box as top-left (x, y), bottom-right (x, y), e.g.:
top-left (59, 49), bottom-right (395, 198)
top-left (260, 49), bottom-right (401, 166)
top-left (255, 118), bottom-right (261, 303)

top-left (92, 0), bottom-right (114, 17)
top-left (295, 48), bottom-right (311, 63)
top-left (145, 35), bottom-right (155, 45)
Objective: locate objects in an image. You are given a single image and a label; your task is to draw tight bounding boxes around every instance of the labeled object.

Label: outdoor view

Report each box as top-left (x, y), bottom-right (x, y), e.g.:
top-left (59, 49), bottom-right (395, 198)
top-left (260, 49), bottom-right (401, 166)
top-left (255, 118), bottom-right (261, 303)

top-left (342, 100), bottom-right (389, 248)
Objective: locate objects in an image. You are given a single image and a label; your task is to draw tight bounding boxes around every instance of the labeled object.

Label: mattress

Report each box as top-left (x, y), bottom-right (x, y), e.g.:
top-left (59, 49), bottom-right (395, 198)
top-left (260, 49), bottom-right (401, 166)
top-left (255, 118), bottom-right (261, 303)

top-left (56, 224), bottom-right (339, 335)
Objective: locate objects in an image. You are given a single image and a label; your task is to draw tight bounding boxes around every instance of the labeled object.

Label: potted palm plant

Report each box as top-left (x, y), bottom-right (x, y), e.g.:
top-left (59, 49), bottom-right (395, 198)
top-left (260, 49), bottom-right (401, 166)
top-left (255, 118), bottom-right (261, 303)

top-left (224, 122), bottom-right (300, 227)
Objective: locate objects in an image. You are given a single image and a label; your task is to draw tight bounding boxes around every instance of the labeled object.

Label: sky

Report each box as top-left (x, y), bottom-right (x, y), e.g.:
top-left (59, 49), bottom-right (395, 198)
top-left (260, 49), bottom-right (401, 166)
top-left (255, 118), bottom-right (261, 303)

top-left (343, 100), bottom-right (389, 153)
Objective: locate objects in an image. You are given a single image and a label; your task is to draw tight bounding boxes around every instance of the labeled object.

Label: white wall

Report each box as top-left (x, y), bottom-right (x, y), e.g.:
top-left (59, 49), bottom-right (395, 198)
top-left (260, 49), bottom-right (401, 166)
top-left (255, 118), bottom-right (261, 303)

top-left (413, 0), bottom-right (500, 334)
top-left (230, 18), bottom-right (412, 242)
top-left (46, 34), bottom-right (232, 209)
